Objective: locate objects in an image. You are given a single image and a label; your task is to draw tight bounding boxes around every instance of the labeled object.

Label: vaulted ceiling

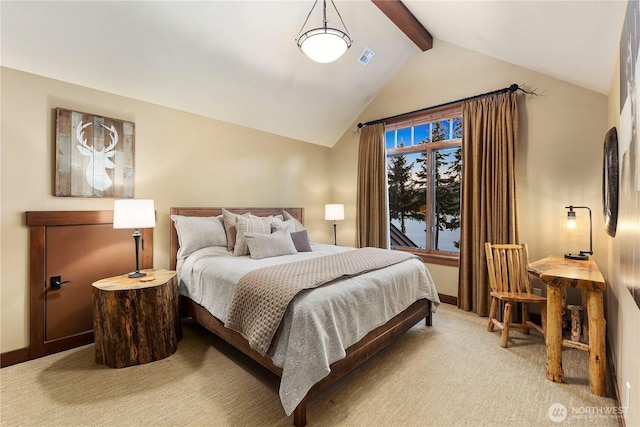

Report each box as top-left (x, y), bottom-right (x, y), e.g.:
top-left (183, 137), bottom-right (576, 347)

top-left (1, 1), bottom-right (627, 147)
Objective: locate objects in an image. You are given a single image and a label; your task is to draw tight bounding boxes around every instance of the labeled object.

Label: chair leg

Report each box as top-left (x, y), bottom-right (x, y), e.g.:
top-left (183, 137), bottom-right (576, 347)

top-left (541, 304), bottom-right (547, 338)
top-left (487, 298), bottom-right (498, 332)
top-left (501, 302), bottom-right (512, 348)
top-left (522, 303), bottom-right (530, 335)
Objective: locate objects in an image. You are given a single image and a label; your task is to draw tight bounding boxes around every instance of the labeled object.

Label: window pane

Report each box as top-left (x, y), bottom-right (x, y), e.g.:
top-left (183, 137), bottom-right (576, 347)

top-left (432, 147), bottom-right (461, 252)
top-left (384, 104), bottom-right (462, 256)
top-left (396, 128), bottom-right (412, 147)
top-left (414, 124), bottom-right (430, 144)
top-left (387, 152), bottom-right (426, 249)
top-left (452, 117), bottom-right (462, 138)
top-left (432, 120), bottom-right (450, 142)
top-left (385, 130), bottom-right (395, 150)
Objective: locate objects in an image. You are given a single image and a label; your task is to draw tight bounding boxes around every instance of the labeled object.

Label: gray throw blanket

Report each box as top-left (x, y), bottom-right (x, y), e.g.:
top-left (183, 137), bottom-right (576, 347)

top-left (224, 247), bottom-right (417, 355)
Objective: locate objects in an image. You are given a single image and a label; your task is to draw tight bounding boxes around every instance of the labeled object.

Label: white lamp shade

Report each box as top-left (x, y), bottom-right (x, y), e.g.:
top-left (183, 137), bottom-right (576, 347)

top-left (325, 204), bottom-right (345, 221)
top-left (113, 199), bottom-right (156, 229)
top-left (299, 28), bottom-right (350, 63)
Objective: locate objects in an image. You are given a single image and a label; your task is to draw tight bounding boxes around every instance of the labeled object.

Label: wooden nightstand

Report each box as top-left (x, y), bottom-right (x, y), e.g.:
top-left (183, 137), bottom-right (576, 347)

top-left (92, 269), bottom-right (181, 368)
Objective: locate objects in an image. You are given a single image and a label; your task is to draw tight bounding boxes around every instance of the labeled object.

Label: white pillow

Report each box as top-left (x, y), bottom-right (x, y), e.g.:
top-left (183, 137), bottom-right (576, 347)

top-left (245, 228), bottom-right (298, 260)
top-left (282, 210), bottom-right (305, 232)
top-left (222, 209), bottom-right (250, 252)
top-left (171, 215), bottom-right (227, 259)
top-left (270, 216), bottom-right (295, 232)
top-left (234, 215), bottom-right (272, 256)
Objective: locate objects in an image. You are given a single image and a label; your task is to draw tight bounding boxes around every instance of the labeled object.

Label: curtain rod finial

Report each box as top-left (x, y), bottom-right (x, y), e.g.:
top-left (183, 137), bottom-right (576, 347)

top-left (509, 84), bottom-right (519, 92)
top-left (357, 123), bottom-right (364, 128)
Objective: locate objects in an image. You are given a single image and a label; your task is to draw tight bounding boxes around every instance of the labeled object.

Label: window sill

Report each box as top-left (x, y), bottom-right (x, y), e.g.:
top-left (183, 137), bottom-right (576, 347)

top-left (394, 248), bottom-right (459, 267)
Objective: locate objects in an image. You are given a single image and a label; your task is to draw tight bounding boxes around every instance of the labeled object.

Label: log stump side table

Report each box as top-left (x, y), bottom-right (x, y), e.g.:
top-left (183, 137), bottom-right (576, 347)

top-left (92, 269), bottom-right (182, 368)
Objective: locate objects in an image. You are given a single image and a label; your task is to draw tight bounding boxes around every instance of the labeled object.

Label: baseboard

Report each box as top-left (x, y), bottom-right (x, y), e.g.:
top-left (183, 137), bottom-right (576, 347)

top-left (438, 293), bottom-right (457, 305)
top-left (0, 347), bottom-right (30, 368)
top-left (607, 337), bottom-right (626, 427)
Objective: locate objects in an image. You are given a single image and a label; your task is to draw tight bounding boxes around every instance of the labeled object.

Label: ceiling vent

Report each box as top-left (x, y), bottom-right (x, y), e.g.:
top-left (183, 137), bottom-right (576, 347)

top-left (358, 47), bottom-right (375, 66)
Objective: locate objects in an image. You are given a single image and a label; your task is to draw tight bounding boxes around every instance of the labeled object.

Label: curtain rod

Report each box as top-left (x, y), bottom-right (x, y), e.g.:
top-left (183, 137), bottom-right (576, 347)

top-left (357, 83), bottom-right (528, 129)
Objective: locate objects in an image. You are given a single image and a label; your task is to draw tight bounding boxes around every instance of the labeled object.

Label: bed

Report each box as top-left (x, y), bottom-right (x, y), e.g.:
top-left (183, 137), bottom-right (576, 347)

top-left (169, 207), bottom-right (440, 426)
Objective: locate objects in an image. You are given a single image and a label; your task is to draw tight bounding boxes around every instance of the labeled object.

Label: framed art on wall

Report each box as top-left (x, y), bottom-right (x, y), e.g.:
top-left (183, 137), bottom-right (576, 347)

top-left (602, 127), bottom-right (619, 238)
top-left (55, 108), bottom-right (135, 198)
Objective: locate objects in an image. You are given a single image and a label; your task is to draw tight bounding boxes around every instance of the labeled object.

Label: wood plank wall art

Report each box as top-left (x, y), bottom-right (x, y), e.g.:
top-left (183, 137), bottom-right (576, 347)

top-left (55, 108), bottom-right (135, 198)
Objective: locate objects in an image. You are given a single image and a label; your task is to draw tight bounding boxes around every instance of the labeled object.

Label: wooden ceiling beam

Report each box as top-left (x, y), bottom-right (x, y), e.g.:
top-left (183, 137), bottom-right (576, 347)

top-left (372, 0), bottom-right (433, 51)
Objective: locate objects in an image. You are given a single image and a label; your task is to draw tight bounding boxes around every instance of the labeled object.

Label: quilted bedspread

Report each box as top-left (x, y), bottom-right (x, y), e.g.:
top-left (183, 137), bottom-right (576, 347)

top-left (224, 247), bottom-right (417, 355)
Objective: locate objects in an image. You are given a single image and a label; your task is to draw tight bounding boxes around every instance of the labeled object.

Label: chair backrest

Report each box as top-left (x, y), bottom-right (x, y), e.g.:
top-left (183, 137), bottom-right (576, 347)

top-left (485, 243), bottom-right (532, 294)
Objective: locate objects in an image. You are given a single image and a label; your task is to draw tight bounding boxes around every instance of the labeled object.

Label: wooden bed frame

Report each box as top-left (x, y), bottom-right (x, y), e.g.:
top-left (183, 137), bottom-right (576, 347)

top-left (169, 207), bottom-right (433, 426)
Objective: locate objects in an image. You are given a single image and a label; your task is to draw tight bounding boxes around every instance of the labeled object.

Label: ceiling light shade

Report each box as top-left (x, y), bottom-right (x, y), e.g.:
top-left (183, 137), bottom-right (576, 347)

top-left (296, 0), bottom-right (352, 64)
top-left (298, 28), bottom-right (351, 63)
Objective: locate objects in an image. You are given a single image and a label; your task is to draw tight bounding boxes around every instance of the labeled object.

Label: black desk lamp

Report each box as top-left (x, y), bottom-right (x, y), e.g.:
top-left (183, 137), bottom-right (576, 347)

top-left (564, 205), bottom-right (592, 260)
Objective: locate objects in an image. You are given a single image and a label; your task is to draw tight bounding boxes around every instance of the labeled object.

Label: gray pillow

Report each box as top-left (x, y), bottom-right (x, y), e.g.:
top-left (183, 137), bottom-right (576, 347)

top-left (171, 215), bottom-right (227, 259)
top-left (244, 228), bottom-right (298, 260)
top-left (290, 230), bottom-right (312, 252)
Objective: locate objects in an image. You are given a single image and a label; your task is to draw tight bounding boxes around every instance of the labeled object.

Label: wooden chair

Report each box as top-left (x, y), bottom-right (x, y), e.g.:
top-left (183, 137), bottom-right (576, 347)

top-left (485, 243), bottom-right (546, 348)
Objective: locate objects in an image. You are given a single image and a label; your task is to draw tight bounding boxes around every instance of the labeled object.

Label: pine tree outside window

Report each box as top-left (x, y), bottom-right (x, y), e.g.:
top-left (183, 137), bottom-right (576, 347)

top-left (385, 105), bottom-right (462, 266)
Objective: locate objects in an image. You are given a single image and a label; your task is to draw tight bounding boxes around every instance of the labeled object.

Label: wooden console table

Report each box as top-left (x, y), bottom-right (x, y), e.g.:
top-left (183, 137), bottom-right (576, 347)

top-left (527, 256), bottom-right (606, 396)
top-left (93, 269), bottom-right (181, 368)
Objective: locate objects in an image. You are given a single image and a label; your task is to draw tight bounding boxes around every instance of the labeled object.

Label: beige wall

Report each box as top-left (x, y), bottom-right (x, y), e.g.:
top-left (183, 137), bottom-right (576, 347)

top-left (607, 53), bottom-right (640, 426)
top-left (332, 40), bottom-right (609, 299)
top-left (0, 67), bottom-right (333, 353)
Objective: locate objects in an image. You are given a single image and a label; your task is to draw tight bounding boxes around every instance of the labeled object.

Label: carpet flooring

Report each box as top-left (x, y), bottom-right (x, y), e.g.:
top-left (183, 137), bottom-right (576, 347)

top-left (0, 303), bottom-right (621, 426)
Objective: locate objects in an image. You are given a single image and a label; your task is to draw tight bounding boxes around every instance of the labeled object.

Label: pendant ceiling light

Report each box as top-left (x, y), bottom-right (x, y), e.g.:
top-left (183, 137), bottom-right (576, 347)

top-left (296, 0), bottom-right (352, 64)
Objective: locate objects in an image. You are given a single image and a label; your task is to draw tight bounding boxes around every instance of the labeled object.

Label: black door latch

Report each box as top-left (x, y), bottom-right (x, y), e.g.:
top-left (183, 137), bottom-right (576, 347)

top-left (50, 276), bottom-right (72, 290)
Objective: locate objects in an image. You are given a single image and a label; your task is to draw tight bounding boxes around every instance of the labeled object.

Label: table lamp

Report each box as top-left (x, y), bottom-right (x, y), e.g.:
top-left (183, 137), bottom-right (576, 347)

top-left (113, 199), bottom-right (156, 277)
top-left (564, 205), bottom-right (592, 260)
top-left (325, 204), bottom-right (344, 245)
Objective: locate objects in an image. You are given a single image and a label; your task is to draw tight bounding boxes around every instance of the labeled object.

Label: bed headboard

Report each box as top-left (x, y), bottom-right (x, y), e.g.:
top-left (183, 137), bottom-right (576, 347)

top-left (169, 207), bottom-right (304, 270)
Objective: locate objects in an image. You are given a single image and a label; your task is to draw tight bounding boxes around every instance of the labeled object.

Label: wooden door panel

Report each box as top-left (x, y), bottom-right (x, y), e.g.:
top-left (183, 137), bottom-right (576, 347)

top-left (45, 224), bottom-right (134, 341)
top-left (26, 210), bottom-right (154, 360)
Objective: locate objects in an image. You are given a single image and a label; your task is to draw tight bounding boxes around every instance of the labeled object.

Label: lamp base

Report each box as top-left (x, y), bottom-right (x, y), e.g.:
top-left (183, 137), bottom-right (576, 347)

top-left (127, 271), bottom-right (146, 278)
top-left (564, 253), bottom-right (589, 260)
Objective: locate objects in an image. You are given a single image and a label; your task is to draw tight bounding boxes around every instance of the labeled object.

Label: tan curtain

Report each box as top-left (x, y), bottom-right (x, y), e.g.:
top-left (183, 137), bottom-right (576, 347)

top-left (458, 92), bottom-right (519, 315)
top-left (356, 123), bottom-right (388, 248)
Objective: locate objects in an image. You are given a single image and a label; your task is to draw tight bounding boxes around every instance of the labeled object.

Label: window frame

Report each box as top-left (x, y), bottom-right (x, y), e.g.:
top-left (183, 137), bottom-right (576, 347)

top-left (385, 104), bottom-right (462, 267)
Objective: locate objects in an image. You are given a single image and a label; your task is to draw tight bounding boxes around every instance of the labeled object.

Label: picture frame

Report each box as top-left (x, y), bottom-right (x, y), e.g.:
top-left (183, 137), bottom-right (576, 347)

top-left (55, 108), bottom-right (135, 198)
top-left (602, 127), bottom-right (619, 237)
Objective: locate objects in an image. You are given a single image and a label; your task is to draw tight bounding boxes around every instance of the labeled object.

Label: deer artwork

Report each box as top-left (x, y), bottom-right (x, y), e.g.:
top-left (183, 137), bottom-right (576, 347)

top-left (76, 121), bottom-right (118, 191)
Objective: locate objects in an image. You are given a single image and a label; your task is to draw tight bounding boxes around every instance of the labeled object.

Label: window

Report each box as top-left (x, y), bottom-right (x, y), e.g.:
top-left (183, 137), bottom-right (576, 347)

top-left (385, 106), bottom-right (462, 265)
